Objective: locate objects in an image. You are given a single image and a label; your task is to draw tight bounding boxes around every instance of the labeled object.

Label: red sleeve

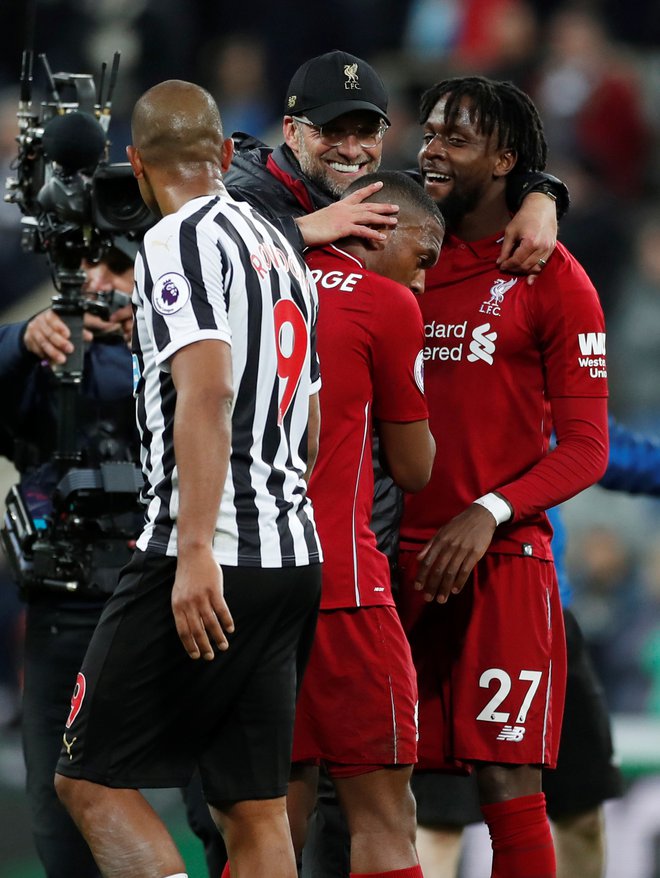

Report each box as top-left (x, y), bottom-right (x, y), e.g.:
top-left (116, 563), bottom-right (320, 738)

top-left (499, 396), bottom-right (609, 520)
top-left (371, 278), bottom-right (428, 423)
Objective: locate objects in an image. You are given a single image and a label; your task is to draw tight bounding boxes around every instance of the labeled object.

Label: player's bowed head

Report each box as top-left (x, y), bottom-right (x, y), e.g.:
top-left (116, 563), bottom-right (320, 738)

top-left (127, 79), bottom-right (234, 218)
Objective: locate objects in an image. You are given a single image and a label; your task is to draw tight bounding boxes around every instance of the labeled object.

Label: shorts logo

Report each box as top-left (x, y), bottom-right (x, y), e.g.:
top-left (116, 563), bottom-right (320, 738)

top-left (414, 349), bottom-right (425, 393)
top-left (66, 672), bottom-right (87, 729)
top-left (152, 272), bottom-right (191, 316)
top-left (62, 732), bottom-right (77, 760)
top-left (497, 725), bottom-right (526, 742)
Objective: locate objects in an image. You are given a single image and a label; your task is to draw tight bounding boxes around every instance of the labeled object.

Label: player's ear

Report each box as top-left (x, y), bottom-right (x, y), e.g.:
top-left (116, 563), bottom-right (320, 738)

top-left (221, 137), bottom-right (234, 173)
top-left (126, 145), bottom-right (143, 178)
top-left (494, 148), bottom-right (517, 178)
top-left (283, 116), bottom-right (299, 154)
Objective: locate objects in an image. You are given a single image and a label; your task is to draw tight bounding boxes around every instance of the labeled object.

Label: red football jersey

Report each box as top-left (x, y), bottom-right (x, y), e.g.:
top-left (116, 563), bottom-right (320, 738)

top-left (305, 245), bottom-right (428, 608)
top-left (401, 233), bottom-right (608, 559)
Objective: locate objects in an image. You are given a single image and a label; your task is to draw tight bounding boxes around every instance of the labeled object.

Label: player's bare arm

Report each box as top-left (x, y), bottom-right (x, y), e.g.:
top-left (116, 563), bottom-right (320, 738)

top-left (497, 192), bottom-right (557, 282)
top-left (377, 418), bottom-right (435, 493)
top-left (414, 503), bottom-right (497, 603)
top-left (170, 338), bottom-right (235, 660)
top-left (295, 181), bottom-right (399, 247)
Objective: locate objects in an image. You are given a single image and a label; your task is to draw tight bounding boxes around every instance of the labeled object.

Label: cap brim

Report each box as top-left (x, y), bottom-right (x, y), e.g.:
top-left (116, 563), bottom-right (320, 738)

top-left (303, 100), bottom-right (390, 126)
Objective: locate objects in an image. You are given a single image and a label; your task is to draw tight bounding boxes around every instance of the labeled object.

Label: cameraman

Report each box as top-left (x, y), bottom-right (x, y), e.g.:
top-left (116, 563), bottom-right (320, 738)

top-left (1, 239), bottom-right (229, 877)
top-left (0, 240), bottom-right (138, 878)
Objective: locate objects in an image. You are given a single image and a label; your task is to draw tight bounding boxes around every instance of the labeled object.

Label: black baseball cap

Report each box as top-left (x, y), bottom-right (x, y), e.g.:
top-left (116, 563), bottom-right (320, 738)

top-left (284, 50), bottom-right (390, 126)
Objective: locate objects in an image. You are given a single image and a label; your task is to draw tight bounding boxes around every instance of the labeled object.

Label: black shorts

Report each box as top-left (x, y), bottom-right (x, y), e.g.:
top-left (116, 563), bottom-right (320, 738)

top-left (411, 608), bottom-right (623, 826)
top-left (542, 607), bottom-right (623, 819)
top-left (55, 550), bottom-right (321, 805)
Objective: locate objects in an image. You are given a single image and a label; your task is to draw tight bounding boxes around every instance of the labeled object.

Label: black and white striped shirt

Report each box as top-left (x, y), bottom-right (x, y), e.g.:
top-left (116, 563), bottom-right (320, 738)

top-left (132, 194), bottom-right (322, 568)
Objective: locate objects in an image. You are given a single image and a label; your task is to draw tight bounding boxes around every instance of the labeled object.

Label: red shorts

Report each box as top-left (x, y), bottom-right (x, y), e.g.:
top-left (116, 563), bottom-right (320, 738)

top-left (292, 605), bottom-right (418, 769)
top-left (398, 550), bottom-right (566, 771)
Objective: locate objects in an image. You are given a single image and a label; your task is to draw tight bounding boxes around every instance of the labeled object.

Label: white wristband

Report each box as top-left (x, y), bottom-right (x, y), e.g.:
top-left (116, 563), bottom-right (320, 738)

top-left (473, 492), bottom-right (513, 526)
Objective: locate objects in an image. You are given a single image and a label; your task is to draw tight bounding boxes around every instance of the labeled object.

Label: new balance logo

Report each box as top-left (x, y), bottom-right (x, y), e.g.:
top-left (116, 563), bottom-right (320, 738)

top-left (467, 323), bottom-right (498, 365)
top-left (496, 725), bottom-right (526, 742)
top-left (578, 332), bottom-right (606, 356)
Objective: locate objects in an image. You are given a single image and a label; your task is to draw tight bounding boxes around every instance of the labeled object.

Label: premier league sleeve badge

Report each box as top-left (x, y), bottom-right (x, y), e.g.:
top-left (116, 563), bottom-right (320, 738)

top-left (152, 272), bottom-right (192, 316)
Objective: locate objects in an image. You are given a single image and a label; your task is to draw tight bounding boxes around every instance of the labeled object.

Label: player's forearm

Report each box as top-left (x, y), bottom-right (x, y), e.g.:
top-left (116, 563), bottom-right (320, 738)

top-left (497, 397), bottom-right (609, 520)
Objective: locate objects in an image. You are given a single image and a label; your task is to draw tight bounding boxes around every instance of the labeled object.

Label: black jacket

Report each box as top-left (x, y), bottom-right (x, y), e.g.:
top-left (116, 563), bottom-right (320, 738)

top-left (225, 135), bottom-right (330, 249)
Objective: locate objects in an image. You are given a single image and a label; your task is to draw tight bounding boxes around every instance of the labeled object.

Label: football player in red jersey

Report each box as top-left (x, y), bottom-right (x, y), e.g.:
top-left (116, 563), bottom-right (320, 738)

top-left (288, 170), bottom-right (443, 878)
top-left (397, 76), bottom-right (609, 878)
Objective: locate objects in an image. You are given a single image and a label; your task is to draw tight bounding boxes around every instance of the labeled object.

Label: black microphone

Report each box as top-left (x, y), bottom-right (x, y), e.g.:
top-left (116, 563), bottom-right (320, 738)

top-left (42, 111), bottom-right (106, 173)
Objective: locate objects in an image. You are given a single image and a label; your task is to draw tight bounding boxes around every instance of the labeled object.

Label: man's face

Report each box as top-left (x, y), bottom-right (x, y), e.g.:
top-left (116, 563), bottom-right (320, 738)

top-left (81, 252), bottom-right (135, 338)
top-left (372, 213), bottom-right (444, 296)
top-left (418, 95), bottom-right (511, 229)
top-left (83, 254), bottom-right (134, 295)
top-left (283, 110), bottom-right (385, 197)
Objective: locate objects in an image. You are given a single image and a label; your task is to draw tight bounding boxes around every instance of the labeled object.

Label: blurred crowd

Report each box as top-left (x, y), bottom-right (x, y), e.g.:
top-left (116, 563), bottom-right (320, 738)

top-left (0, 0), bottom-right (659, 755)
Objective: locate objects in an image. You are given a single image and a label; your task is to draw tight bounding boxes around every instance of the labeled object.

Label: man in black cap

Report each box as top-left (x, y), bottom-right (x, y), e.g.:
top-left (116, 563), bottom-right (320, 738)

top-left (226, 49), bottom-right (568, 266)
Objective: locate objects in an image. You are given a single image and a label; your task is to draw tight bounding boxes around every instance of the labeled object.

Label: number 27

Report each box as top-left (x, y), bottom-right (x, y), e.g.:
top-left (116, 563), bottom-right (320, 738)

top-left (476, 668), bottom-right (543, 724)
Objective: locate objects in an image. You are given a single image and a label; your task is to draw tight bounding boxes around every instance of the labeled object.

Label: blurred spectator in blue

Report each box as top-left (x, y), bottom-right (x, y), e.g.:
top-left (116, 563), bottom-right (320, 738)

top-left (201, 34), bottom-right (276, 142)
top-left (569, 419), bottom-right (660, 713)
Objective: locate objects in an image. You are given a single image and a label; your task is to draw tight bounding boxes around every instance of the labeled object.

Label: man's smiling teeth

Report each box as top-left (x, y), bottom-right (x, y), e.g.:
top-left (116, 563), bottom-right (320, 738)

top-left (329, 161), bottom-right (362, 173)
top-left (425, 172), bottom-right (451, 182)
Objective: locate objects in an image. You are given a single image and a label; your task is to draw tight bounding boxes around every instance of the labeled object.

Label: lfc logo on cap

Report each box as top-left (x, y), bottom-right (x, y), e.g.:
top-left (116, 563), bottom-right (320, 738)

top-left (343, 63), bottom-right (360, 90)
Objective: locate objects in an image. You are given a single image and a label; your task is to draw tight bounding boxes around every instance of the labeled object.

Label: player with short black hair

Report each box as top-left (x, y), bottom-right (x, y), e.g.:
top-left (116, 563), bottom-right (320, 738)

top-left (283, 169), bottom-right (442, 878)
top-left (54, 79), bottom-right (322, 878)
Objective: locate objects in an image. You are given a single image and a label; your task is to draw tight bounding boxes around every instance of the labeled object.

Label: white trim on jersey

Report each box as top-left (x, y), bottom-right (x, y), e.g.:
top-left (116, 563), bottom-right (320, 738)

top-left (351, 401), bottom-right (371, 606)
top-left (133, 194), bottom-right (321, 568)
top-left (328, 243), bottom-right (364, 268)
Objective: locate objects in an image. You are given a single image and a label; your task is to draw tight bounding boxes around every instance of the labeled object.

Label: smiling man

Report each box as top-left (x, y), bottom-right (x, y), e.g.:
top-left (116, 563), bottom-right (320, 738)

top-left (397, 76), bottom-right (610, 878)
top-left (225, 50), bottom-right (566, 268)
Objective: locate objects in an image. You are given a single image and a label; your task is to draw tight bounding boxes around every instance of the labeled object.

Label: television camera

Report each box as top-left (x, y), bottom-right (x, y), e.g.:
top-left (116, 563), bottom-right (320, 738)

top-left (0, 50), bottom-right (150, 596)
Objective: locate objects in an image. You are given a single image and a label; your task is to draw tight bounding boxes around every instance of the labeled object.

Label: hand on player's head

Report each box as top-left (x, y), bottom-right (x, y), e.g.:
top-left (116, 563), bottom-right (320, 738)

top-left (295, 181), bottom-right (399, 247)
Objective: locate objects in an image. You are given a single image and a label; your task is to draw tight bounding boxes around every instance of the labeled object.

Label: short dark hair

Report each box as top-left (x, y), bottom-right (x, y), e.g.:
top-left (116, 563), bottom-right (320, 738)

top-left (342, 170), bottom-right (445, 228)
top-left (419, 76), bottom-right (547, 173)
